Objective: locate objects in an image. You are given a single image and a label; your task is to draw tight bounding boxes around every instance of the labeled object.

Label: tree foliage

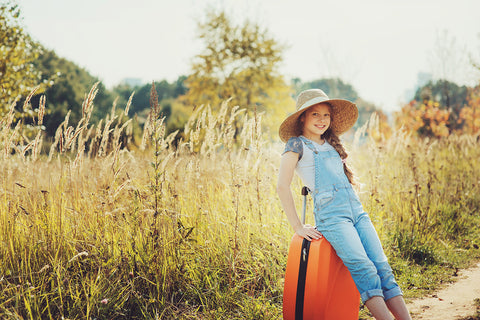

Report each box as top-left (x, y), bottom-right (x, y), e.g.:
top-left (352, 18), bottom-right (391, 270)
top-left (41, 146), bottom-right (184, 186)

top-left (414, 80), bottom-right (468, 131)
top-left (395, 80), bottom-right (476, 138)
top-left (395, 100), bottom-right (450, 138)
top-left (112, 77), bottom-right (188, 136)
top-left (0, 1), bottom-right (42, 113)
top-left (458, 84), bottom-right (480, 135)
top-left (31, 49), bottom-right (114, 137)
top-left (113, 76), bottom-right (187, 117)
top-left (181, 9), bottom-right (293, 135)
top-left (1, 3), bottom-right (117, 140)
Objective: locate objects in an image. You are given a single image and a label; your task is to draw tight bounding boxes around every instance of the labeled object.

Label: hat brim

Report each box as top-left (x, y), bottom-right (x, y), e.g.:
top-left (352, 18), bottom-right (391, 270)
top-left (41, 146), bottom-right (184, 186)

top-left (279, 99), bottom-right (358, 143)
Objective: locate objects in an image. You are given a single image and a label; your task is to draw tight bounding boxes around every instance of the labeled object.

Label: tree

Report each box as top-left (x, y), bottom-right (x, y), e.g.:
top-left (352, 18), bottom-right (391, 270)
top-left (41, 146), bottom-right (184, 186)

top-left (31, 49), bottom-right (114, 137)
top-left (113, 76), bottom-right (187, 117)
top-left (394, 100), bottom-right (450, 138)
top-left (181, 9), bottom-right (293, 135)
top-left (112, 76), bottom-right (188, 137)
top-left (458, 84), bottom-right (480, 135)
top-left (0, 1), bottom-right (42, 113)
top-left (413, 80), bottom-right (468, 132)
top-left (428, 30), bottom-right (469, 85)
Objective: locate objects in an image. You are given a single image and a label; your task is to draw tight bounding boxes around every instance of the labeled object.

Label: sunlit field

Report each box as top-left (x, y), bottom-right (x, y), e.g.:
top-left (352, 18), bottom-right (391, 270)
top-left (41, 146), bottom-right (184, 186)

top-left (1, 86), bottom-right (480, 319)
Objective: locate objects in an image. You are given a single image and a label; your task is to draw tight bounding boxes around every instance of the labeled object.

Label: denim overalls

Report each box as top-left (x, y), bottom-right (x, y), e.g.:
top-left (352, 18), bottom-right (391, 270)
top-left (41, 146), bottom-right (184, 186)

top-left (299, 136), bottom-right (402, 303)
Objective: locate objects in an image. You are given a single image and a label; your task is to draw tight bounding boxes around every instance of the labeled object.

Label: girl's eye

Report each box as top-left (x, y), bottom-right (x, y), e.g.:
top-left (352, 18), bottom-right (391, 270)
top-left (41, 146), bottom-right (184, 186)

top-left (311, 112), bottom-right (329, 117)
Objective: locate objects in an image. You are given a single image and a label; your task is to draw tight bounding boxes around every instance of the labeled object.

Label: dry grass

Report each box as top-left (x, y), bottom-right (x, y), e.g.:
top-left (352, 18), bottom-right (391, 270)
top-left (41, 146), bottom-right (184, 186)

top-left (0, 86), bottom-right (480, 319)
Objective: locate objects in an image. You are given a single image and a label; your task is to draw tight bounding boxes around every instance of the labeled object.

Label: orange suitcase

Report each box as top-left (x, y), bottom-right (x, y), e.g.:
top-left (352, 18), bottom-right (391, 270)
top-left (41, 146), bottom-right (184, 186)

top-left (283, 187), bottom-right (360, 320)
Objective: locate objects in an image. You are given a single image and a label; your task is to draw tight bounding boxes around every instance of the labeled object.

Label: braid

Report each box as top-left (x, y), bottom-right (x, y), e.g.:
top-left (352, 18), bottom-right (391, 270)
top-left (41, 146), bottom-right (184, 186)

top-left (323, 129), bottom-right (355, 185)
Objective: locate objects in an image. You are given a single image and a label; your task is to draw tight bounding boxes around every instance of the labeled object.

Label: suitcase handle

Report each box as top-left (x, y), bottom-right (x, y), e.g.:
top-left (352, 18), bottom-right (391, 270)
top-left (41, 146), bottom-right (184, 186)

top-left (301, 186), bottom-right (309, 224)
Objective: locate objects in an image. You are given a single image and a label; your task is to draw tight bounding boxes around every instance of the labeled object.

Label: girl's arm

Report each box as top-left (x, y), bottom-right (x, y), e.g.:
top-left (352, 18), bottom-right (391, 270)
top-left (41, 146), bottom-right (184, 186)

top-left (277, 151), bottom-right (323, 241)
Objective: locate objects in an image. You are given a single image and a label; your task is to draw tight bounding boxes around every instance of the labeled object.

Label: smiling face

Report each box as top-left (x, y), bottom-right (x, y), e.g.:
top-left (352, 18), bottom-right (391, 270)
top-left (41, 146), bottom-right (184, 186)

top-left (300, 103), bottom-right (331, 141)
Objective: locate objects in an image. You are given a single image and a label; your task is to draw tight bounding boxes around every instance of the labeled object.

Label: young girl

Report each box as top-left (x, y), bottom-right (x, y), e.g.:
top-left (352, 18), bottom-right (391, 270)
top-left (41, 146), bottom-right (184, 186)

top-left (277, 89), bottom-right (411, 320)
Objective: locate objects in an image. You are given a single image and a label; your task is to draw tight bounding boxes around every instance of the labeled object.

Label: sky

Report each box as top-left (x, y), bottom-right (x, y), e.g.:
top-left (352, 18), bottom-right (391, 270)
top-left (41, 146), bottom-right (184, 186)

top-left (19, 0), bottom-right (480, 112)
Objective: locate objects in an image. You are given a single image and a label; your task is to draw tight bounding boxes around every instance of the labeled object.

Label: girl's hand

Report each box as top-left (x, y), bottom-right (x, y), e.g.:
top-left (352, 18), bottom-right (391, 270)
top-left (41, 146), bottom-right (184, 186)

top-left (295, 224), bottom-right (323, 241)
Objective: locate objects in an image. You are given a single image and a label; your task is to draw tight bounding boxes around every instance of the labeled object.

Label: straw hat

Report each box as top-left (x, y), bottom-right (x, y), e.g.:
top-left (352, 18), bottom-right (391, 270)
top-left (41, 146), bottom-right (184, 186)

top-left (279, 89), bottom-right (358, 143)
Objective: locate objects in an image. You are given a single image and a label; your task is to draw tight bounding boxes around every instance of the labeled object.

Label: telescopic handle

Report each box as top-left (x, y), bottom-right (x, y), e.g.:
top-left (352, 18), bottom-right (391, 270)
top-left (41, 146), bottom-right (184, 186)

top-left (301, 186), bottom-right (309, 196)
top-left (301, 186), bottom-right (309, 224)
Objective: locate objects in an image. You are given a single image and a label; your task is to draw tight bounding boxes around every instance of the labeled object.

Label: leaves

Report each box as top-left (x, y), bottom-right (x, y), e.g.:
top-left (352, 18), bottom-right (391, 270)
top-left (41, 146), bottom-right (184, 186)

top-left (458, 84), bottom-right (480, 135)
top-left (395, 82), bottom-right (480, 137)
top-left (181, 10), bottom-right (293, 136)
top-left (0, 2), bottom-right (42, 113)
top-left (395, 100), bottom-right (451, 138)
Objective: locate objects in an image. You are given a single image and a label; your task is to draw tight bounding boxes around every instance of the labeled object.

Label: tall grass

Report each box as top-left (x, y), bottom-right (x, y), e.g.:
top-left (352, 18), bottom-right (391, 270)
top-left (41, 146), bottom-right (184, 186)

top-left (1, 87), bottom-right (480, 319)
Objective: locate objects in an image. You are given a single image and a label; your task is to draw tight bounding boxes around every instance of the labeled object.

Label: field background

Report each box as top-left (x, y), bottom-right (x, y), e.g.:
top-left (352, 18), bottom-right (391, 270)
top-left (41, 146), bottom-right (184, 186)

top-left (2, 3), bottom-right (480, 318)
top-left (1, 88), bottom-right (479, 319)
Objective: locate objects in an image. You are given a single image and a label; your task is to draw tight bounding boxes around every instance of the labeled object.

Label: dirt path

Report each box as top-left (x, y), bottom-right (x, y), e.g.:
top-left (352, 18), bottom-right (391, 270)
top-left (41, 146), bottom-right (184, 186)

top-left (406, 263), bottom-right (480, 319)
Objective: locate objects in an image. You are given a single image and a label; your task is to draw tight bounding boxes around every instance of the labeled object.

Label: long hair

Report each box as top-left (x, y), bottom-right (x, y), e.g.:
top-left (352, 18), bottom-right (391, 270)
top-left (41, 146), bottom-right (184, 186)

top-left (322, 128), bottom-right (355, 185)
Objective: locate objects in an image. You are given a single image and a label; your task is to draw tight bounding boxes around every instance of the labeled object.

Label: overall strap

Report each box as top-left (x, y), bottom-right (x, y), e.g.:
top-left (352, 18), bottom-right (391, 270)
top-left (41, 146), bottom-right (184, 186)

top-left (299, 136), bottom-right (322, 194)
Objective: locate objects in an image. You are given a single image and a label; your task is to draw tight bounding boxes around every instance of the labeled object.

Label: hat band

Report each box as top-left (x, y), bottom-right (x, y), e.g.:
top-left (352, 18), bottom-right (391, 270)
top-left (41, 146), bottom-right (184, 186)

top-left (297, 96), bottom-right (330, 111)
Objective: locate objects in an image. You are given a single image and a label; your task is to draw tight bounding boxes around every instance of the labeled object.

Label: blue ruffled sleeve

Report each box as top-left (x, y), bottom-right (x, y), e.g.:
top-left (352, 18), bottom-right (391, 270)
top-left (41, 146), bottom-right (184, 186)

top-left (282, 137), bottom-right (303, 160)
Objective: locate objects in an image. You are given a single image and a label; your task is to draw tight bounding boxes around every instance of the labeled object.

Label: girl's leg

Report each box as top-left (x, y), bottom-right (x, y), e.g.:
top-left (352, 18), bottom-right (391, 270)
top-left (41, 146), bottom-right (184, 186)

top-left (353, 213), bottom-right (411, 319)
top-left (365, 296), bottom-right (394, 320)
top-left (317, 220), bottom-right (384, 302)
top-left (363, 295), bottom-right (411, 320)
top-left (354, 213), bottom-right (403, 300)
top-left (386, 296), bottom-right (412, 320)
